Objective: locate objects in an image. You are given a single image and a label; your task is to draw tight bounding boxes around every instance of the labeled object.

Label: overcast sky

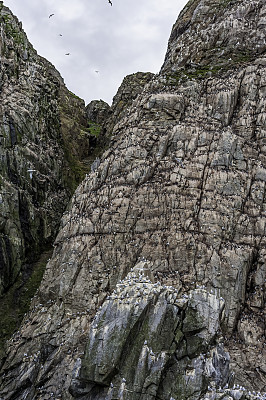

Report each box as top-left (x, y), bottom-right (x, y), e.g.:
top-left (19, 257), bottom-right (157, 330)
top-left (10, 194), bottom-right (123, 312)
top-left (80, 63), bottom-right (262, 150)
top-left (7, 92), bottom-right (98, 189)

top-left (3, 0), bottom-right (187, 105)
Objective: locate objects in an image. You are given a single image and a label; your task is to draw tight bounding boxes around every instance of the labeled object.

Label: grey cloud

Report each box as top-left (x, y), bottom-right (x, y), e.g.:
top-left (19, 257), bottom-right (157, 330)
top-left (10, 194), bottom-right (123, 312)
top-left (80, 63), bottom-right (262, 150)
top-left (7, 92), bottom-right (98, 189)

top-left (4, 0), bottom-right (187, 104)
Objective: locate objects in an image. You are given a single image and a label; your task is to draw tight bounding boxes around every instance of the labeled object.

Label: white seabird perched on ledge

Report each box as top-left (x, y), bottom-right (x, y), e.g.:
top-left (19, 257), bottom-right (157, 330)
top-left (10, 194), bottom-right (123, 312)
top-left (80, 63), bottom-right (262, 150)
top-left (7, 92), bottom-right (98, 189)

top-left (27, 169), bottom-right (36, 179)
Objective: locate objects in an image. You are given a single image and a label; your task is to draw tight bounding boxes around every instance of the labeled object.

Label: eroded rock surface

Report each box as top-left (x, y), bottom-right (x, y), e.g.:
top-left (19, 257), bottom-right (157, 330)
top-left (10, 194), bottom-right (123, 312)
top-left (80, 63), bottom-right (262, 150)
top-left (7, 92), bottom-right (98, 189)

top-left (109, 72), bottom-right (154, 130)
top-left (69, 263), bottom-right (229, 400)
top-left (0, 3), bottom-right (91, 295)
top-left (86, 100), bottom-right (111, 127)
top-left (0, 0), bottom-right (265, 398)
top-left (0, 1), bottom-right (107, 298)
top-left (0, 2), bottom-right (112, 359)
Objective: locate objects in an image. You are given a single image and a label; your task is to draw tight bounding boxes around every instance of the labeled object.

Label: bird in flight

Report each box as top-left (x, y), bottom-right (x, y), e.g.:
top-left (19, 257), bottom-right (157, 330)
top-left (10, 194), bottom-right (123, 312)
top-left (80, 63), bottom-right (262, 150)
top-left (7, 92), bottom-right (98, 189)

top-left (65, 53), bottom-right (70, 56)
top-left (95, 70), bottom-right (99, 73)
top-left (59, 34), bottom-right (63, 37)
top-left (108, 0), bottom-right (112, 5)
top-left (49, 13), bottom-right (54, 18)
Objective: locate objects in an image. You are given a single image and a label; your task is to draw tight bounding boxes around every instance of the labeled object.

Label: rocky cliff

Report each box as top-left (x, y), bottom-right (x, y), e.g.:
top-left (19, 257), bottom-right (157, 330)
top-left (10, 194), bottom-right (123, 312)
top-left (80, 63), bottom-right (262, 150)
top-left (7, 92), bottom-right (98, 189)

top-left (0, 0), bottom-right (265, 399)
top-left (0, 2), bottom-right (85, 292)
top-left (0, 2), bottom-right (106, 354)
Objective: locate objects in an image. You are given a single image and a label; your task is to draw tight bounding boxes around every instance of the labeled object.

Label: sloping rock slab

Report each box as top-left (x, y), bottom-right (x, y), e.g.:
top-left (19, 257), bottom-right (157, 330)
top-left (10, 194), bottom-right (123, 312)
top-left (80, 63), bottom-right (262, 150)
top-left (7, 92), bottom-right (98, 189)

top-left (70, 262), bottom-right (230, 400)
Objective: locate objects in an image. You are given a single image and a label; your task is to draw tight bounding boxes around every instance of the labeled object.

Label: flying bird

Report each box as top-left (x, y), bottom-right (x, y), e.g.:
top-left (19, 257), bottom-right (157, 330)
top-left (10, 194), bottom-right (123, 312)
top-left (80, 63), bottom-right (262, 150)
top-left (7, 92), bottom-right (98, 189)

top-left (59, 34), bottom-right (63, 37)
top-left (108, 0), bottom-right (112, 5)
top-left (49, 13), bottom-right (54, 18)
top-left (95, 70), bottom-right (99, 73)
top-left (65, 53), bottom-right (70, 56)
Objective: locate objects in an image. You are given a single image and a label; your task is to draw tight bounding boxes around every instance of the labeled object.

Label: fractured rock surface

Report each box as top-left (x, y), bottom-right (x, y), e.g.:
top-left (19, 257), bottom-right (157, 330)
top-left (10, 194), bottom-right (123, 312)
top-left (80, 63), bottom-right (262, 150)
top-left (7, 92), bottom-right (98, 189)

top-left (69, 263), bottom-right (230, 400)
top-left (0, 0), bottom-right (266, 398)
top-left (0, 3), bottom-right (95, 294)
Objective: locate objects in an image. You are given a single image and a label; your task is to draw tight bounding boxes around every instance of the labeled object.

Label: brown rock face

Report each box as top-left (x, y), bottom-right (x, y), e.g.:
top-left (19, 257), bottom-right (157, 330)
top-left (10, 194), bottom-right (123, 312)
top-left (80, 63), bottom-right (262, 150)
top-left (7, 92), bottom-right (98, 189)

top-left (0, 0), bottom-right (265, 398)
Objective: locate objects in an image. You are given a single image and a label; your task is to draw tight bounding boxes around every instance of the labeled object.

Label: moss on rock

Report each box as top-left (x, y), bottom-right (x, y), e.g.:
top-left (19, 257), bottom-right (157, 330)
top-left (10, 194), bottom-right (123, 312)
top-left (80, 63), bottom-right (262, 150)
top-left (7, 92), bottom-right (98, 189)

top-left (0, 249), bottom-right (52, 359)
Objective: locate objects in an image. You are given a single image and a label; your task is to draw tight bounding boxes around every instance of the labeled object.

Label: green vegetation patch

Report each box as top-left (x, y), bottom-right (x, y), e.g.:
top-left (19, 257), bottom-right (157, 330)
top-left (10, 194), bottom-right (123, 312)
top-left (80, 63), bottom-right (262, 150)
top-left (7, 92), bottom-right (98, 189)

top-left (166, 64), bottom-right (223, 85)
top-left (68, 90), bottom-right (83, 101)
top-left (232, 49), bottom-right (252, 63)
top-left (166, 48), bottom-right (253, 86)
top-left (2, 14), bottom-right (25, 46)
top-left (87, 122), bottom-right (101, 137)
top-left (0, 249), bottom-right (52, 359)
top-left (62, 139), bottom-right (87, 192)
top-left (219, 0), bottom-right (238, 8)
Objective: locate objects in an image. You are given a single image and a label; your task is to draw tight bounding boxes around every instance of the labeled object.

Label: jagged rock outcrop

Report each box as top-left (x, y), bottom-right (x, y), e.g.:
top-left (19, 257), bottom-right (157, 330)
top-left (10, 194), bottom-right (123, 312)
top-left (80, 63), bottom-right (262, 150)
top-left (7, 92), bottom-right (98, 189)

top-left (85, 73), bottom-right (155, 159)
top-left (108, 71), bottom-right (154, 132)
top-left (86, 100), bottom-right (111, 127)
top-left (85, 100), bottom-right (111, 165)
top-left (85, 72), bottom-right (155, 157)
top-left (69, 262), bottom-right (231, 400)
top-left (0, 0), bottom-right (266, 399)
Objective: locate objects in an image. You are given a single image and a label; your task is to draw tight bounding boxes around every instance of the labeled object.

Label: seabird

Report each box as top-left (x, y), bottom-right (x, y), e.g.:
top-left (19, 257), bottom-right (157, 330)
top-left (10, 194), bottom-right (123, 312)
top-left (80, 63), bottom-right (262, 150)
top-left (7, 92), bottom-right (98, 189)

top-left (49, 14), bottom-right (54, 18)
top-left (27, 169), bottom-right (36, 179)
top-left (108, 0), bottom-right (112, 5)
top-left (65, 53), bottom-right (70, 55)
top-left (59, 34), bottom-right (63, 37)
top-left (95, 70), bottom-right (99, 73)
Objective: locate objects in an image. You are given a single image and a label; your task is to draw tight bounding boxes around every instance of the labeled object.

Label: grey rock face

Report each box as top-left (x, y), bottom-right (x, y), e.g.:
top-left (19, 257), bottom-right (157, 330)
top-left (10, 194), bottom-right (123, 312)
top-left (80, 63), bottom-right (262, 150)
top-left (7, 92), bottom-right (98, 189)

top-left (86, 100), bottom-right (111, 126)
top-left (85, 73), bottom-right (154, 142)
top-left (0, 4), bottom-right (91, 294)
top-left (70, 263), bottom-right (229, 400)
top-left (0, 0), bottom-right (266, 398)
top-left (85, 100), bottom-right (111, 157)
top-left (108, 71), bottom-right (154, 133)
top-left (162, 0), bottom-right (266, 75)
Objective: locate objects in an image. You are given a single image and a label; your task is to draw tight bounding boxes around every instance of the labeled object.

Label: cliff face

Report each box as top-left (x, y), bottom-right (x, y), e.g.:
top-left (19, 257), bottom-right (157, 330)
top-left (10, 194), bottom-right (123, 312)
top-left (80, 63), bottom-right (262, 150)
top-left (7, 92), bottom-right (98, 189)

top-left (0, 2), bottom-right (108, 358)
top-left (0, 2), bottom-right (93, 296)
top-left (0, 0), bottom-right (266, 399)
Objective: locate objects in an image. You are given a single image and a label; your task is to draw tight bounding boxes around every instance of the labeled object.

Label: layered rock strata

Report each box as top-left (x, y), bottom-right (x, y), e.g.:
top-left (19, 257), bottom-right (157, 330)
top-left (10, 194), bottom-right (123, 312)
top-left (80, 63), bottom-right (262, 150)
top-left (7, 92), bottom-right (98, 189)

top-left (0, 0), bottom-right (266, 398)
